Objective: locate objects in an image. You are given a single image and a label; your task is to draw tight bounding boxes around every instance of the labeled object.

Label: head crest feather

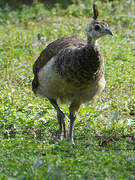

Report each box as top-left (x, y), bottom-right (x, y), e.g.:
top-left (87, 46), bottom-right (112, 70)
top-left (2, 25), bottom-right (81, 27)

top-left (93, 3), bottom-right (99, 20)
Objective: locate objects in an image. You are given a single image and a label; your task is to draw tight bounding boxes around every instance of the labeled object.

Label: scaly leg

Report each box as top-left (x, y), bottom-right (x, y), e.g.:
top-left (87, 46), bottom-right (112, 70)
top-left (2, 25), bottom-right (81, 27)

top-left (49, 99), bottom-right (67, 139)
top-left (69, 103), bottom-right (80, 144)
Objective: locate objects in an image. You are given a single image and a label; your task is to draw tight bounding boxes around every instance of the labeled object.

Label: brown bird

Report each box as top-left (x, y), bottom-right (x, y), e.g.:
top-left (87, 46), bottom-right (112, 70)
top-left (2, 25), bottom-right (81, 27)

top-left (32, 4), bottom-right (113, 144)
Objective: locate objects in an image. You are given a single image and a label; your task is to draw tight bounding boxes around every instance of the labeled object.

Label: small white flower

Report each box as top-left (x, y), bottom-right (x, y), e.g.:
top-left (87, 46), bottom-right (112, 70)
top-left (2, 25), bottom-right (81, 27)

top-left (80, 3), bottom-right (85, 8)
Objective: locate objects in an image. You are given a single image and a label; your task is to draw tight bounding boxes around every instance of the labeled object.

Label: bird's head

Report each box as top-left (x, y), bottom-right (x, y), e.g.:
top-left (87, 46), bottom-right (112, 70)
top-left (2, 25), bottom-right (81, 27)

top-left (87, 4), bottom-right (113, 44)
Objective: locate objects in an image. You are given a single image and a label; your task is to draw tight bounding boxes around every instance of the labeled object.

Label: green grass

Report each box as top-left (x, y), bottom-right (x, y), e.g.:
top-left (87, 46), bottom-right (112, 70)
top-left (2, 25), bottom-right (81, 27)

top-left (0, 1), bottom-right (135, 179)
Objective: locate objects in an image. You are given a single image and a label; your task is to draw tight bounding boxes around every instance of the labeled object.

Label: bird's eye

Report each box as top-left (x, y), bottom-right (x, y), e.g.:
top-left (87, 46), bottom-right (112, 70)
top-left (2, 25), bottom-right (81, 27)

top-left (95, 25), bottom-right (100, 31)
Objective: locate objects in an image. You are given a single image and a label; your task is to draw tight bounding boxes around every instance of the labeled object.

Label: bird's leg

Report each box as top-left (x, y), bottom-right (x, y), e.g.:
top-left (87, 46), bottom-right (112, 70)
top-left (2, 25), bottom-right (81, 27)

top-left (69, 103), bottom-right (80, 144)
top-left (49, 99), bottom-right (67, 140)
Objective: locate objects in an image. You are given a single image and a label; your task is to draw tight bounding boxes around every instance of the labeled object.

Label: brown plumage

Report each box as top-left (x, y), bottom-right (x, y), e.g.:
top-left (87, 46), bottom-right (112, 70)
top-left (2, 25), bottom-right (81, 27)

top-left (32, 35), bottom-right (86, 92)
top-left (32, 4), bottom-right (113, 144)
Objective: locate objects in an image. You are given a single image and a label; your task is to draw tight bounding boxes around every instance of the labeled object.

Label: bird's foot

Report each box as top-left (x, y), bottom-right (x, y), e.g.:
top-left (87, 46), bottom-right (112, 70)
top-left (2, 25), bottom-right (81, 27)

top-left (67, 136), bottom-right (75, 145)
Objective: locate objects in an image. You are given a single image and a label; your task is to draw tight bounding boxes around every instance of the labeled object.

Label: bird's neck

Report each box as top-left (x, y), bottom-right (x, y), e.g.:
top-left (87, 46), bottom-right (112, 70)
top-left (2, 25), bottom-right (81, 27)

top-left (86, 36), bottom-right (97, 48)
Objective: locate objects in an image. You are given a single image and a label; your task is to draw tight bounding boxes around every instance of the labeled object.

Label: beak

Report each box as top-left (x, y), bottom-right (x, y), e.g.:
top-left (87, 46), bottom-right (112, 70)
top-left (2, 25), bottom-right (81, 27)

top-left (104, 28), bottom-right (113, 36)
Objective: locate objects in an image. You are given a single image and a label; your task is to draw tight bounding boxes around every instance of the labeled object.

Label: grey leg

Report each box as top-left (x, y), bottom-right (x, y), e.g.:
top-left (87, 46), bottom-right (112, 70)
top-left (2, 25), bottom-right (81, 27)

top-left (49, 99), bottom-right (67, 139)
top-left (69, 113), bottom-right (76, 143)
top-left (69, 103), bottom-right (80, 144)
